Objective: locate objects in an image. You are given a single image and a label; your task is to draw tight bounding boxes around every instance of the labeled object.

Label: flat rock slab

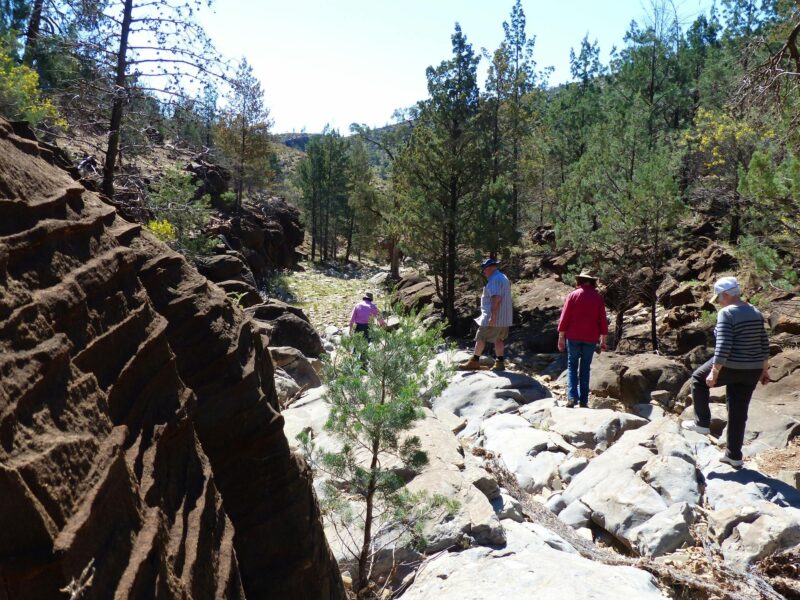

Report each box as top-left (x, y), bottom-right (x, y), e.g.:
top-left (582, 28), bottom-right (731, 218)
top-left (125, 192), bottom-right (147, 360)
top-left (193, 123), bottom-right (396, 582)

top-left (400, 520), bottom-right (664, 600)
top-left (541, 407), bottom-right (648, 451)
top-left (432, 370), bottom-right (551, 437)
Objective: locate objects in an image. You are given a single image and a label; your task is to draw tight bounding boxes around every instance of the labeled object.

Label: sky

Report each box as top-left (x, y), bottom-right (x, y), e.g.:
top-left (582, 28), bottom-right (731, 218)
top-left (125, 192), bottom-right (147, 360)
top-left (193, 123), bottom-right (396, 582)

top-left (198, 0), bottom-right (715, 134)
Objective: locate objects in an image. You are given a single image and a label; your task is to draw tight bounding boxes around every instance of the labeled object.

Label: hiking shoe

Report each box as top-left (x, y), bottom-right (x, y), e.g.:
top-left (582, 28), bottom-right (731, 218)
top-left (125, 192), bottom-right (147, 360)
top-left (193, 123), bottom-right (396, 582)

top-left (719, 455), bottom-right (744, 468)
top-left (566, 399), bottom-right (577, 408)
top-left (681, 421), bottom-right (710, 434)
top-left (491, 359), bottom-right (505, 371)
top-left (579, 403), bottom-right (590, 408)
top-left (459, 357), bottom-right (481, 370)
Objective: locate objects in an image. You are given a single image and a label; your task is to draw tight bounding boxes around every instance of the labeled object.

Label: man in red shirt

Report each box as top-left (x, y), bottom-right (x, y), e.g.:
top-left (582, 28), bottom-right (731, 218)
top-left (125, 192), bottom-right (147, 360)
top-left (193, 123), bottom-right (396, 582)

top-left (557, 271), bottom-right (609, 408)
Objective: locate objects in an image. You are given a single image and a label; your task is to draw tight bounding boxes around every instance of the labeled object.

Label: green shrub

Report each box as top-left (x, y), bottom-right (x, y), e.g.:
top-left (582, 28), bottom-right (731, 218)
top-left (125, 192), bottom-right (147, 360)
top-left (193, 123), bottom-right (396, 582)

top-left (699, 309), bottom-right (717, 326)
top-left (147, 167), bottom-right (213, 256)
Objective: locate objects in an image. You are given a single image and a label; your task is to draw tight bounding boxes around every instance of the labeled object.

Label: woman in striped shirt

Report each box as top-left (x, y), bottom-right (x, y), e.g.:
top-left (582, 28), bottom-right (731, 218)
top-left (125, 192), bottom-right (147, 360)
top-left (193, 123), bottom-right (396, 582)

top-left (682, 276), bottom-right (770, 467)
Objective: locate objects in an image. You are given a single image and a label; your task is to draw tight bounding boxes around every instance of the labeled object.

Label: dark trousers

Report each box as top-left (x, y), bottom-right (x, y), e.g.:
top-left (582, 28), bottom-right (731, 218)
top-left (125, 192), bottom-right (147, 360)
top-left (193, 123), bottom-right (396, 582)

top-left (691, 358), bottom-right (761, 461)
top-left (354, 323), bottom-right (370, 341)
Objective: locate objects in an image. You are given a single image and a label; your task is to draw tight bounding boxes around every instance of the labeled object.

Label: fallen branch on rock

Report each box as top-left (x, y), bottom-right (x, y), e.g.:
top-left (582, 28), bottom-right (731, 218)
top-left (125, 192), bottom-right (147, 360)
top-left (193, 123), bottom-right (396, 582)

top-left (486, 459), bottom-right (784, 600)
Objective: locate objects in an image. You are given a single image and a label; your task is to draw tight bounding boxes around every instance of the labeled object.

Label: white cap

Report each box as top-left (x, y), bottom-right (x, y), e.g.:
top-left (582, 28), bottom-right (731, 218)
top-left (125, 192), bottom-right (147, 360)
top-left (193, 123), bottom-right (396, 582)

top-left (711, 276), bottom-right (739, 302)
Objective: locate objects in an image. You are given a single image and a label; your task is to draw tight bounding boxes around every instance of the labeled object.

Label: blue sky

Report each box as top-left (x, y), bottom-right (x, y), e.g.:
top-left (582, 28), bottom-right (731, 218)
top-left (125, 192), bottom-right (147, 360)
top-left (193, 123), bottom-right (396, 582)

top-left (199, 0), bottom-right (714, 134)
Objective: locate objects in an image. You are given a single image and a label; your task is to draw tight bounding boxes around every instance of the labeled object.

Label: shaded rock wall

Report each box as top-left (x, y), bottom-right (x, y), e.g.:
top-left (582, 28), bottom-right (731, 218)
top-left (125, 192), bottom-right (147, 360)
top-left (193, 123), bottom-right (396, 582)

top-left (0, 119), bottom-right (343, 599)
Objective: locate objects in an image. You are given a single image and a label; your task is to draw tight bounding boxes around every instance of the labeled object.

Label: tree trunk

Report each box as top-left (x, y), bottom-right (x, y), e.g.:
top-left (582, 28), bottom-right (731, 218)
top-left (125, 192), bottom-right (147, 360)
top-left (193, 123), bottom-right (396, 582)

top-left (237, 119), bottom-right (246, 212)
top-left (102, 0), bottom-right (134, 200)
top-left (345, 214), bottom-right (354, 263)
top-left (389, 238), bottom-right (400, 280)
top-left (310, 195), bottom-right (317, 262)
top-left (23, 0), bottom-right (44, 64)
top-left (614, 310), bottom-right (625, 351)
top-left (357, 444), bottom-right (379, 595)
top-left (446, 180), bottom-right (458, 326)
top-left (729, 210), bottom-right (741, 245)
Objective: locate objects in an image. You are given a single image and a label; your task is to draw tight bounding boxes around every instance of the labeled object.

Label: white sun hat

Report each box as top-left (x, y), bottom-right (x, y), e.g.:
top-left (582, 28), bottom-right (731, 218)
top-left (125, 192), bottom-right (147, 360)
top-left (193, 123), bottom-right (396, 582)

top-left (711, 276), bottom-right (740, 302)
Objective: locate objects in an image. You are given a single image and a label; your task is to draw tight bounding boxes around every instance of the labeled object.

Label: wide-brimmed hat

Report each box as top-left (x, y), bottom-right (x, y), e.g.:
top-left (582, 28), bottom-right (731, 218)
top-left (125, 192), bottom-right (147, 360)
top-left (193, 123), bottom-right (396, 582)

top-left (480, 257), bottom-right (500, 269)
top-left (575, 270), bottom-right (598, 283)
top-left (363, 291), bottom-right (374, 301)
top-left (711, 276), bottom-right (739, 302)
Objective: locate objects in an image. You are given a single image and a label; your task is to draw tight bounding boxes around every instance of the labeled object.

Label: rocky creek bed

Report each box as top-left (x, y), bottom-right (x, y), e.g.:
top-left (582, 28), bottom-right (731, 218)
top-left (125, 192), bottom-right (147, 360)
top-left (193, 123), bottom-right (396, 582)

top-left (268, 264), bottom-right (800, 599)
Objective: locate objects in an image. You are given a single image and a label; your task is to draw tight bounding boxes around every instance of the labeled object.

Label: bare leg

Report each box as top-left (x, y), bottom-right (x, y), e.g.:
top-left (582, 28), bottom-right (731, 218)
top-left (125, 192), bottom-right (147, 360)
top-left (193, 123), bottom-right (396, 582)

top-left (495, 339), bottom-right (504, 357)
top-left (472, 339), bottom-right (486, 357)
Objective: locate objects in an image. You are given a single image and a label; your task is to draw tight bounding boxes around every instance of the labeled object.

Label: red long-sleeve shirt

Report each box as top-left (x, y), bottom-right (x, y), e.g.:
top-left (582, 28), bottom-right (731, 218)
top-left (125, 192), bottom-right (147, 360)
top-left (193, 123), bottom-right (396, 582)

top-left (557, 284), bottom-right (609, 343)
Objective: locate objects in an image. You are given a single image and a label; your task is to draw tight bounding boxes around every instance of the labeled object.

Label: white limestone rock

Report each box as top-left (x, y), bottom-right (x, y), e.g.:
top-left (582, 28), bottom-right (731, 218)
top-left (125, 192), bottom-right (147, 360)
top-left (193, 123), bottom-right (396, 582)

top-left (631, 502), bottom-right (695, 557)
top-left (640, 455), bottom-right (701, 506)
top-left (400, 520), bottom-right (665, 600)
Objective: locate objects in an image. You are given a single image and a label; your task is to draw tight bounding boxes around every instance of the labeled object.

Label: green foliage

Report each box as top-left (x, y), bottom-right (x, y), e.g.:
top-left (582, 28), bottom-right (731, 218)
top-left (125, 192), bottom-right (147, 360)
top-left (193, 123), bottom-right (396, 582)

top-left (295, 129), bottom-right (351, 261)
top-left (225, 291), bottom-right (247, 308)
top-left (700, 309), bottom-right (718, 326)
top-left (299, 311), bottom-right (452, 592)
top-left (215, 58), bottom-right (274, 209)
top-left (147, 167), bottom-right (213, 256)
top-left (739, 150), bottom-right (800, 255)
top-left (0, 35), bottom-right (63, 126)
top-left (395, 24), bottom-right (484, 322)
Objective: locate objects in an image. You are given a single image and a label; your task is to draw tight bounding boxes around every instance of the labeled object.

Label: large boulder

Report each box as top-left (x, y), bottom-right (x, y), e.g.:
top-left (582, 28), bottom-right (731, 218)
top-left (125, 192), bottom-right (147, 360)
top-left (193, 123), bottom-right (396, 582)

top-left (270, 346), bottom-right (322, 390)
top-left (512, 278), bottom-right (573, 353)
top-left (196, 252), bottom-right (257, 287)
top-left (583, 353), bottom-right (691, 406)
top-left (216, 279), bottom-right (262, 308)
top-left (249, 301), bottom-right (324, 357)
top-left (768, 298), bottom-right (800, 335)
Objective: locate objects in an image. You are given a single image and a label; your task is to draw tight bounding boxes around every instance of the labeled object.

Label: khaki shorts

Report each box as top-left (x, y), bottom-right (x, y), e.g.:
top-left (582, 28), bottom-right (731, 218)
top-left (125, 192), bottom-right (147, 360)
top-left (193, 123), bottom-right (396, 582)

top-left (475, 325), bottom-right (509, 344)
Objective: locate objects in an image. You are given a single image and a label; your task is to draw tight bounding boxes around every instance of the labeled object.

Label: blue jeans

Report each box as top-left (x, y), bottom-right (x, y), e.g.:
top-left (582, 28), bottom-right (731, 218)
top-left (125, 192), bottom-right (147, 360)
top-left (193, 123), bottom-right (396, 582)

top-left (567, 340), bottom-right (596, 406)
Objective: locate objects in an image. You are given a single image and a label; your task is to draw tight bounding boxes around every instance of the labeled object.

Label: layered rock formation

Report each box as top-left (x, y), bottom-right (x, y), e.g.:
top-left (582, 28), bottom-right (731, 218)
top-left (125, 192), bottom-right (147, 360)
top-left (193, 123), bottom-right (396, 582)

top-left (0, 119), bottom-right (344, 599)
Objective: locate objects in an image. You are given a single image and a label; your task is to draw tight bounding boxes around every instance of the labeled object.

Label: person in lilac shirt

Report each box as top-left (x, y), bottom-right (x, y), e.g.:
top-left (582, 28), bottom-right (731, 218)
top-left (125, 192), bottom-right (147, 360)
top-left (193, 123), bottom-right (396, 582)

top-left (349, 291), bottom-right (386, 340)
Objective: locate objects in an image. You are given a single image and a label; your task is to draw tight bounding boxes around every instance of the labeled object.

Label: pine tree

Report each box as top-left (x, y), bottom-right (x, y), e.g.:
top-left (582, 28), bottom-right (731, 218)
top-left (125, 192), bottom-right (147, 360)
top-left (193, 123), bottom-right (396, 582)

top-left (215, 58), bottom-right (273, 210)
top-left (395, 24), bottom-right (483, 325)
top-left (298, 312), bottom-right (452, 596)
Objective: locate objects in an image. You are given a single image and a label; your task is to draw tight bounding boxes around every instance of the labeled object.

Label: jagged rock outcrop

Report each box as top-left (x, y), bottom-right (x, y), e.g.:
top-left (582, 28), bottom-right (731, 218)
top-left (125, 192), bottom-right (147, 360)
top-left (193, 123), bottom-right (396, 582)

top-left (209, 198), bottom-right (304, 280)
top-left (0, 119), bottom-right (344, 599)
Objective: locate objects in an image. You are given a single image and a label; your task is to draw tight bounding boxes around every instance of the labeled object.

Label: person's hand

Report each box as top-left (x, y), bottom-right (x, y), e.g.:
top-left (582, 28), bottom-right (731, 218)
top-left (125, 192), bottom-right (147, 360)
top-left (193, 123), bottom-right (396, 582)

top-left (760, 368), bottom-right (770, 385)
top-left (489, 316), bottom-right (497, 327)
top-left (557, 337), bottom-right (566, 353)
top-left (600, 339), bottom-right (608, 352)
top-left (705, 371), bottom-right (718, 388)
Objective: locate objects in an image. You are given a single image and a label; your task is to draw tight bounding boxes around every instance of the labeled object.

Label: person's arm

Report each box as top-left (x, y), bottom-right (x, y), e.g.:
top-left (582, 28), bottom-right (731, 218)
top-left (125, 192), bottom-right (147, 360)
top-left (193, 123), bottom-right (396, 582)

top-left (349, 306), bottom-right (357, 334)
top-left (599, 296), bottom-right (609, 351)
top-left (707, 310), bottom-right (732, 387)
top-left (489, 295), bottom-right (502, 326)
top-left (760, 316), bottom-right (770, 385)
top-left (557, 295), bottom-right (572, 352)
top-left (369, 305), bottom-right (386, 328)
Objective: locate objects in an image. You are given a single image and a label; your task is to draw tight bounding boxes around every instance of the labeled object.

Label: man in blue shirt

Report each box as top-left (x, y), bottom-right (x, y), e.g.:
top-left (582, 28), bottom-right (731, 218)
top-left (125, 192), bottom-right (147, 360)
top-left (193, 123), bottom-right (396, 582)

top-left (460, 258), bottom-right (513, 371)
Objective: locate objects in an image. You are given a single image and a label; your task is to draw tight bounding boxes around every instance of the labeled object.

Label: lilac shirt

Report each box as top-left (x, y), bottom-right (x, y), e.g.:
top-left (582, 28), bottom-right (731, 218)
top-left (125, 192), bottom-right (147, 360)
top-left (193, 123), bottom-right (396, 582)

top-left (350, 300), bottom-right (379, 325)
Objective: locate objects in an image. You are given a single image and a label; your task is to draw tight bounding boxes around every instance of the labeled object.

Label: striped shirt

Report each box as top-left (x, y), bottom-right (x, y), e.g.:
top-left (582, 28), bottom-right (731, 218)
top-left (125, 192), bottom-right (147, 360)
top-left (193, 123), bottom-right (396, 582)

top-left (477, 270), bottom-right (513, 327)
top-left (713, 302), bottom-right (770, 369)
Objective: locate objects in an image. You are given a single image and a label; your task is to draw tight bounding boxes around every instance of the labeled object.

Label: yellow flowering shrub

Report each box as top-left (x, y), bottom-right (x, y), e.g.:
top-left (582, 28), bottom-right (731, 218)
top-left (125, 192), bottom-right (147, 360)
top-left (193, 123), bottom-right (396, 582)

top-left (683, 108), bottom-right (767, 172)
top-left (145, 219), bottom-right (177, 242)
top-left (0, 45), bottom-right (64, 127)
